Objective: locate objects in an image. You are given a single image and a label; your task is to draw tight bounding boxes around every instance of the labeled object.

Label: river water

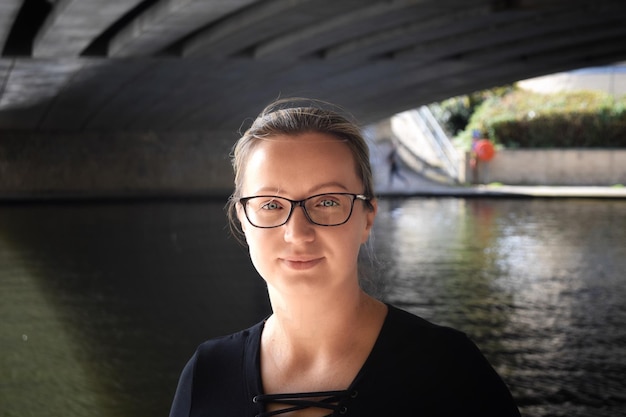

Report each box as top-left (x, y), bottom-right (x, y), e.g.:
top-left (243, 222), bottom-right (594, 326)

top-left (1, 197), bottom-right (625, 417)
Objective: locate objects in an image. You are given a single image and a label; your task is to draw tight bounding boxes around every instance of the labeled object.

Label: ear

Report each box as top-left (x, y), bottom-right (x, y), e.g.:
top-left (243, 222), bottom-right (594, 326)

top-left (361, 198), bottom-right (377, 243)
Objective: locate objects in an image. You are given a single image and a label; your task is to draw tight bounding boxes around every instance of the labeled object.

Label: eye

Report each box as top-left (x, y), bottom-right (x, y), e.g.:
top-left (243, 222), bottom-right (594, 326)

top-left (261, 199), bottom-right (283, 210)
top-left (318, 198), bottom-right (339, 207)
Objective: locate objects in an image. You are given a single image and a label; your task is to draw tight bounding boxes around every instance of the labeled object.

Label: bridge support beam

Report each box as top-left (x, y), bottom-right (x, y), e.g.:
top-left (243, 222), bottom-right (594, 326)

top-left (0, 131), bottom-right (236, 199)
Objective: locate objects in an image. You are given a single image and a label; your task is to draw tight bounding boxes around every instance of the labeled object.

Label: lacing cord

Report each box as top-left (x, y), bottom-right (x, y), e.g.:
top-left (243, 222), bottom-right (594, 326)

top-left (253, 389), bottom-right (357, 417)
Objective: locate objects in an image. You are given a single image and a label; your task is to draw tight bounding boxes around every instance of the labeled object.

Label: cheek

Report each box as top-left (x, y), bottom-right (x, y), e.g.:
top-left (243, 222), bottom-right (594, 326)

top-left (246, 234), bottom-right (261, 265)
top-left (332, 227), bottom-right (367, 263)
top-left (246, 233), bottom-right (275, 282)
top-left (245, 229), bottom-right (273, 259)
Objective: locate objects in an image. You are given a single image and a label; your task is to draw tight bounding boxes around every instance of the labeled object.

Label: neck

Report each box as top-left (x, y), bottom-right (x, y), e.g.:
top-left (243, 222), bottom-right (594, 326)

top-left (260, 282), bottom-right (388, 394)
top-left (265, 283), bottom-right (383, 354)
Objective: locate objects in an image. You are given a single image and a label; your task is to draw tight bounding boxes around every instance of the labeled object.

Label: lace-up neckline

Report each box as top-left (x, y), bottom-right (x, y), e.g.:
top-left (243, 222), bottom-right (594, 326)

top-left (253, 389), bottom-right (357, 417)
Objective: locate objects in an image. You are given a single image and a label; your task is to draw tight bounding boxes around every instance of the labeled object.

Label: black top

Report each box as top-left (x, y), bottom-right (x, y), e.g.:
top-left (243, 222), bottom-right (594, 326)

top-left (169, 304), bottom-right (520, 417)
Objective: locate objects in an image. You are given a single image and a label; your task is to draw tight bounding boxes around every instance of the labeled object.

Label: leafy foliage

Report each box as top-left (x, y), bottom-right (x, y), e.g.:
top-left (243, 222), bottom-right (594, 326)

top-left (430, 86), bottom-right (514, 136)
top-left (458, 89), bottom-right (626, 149)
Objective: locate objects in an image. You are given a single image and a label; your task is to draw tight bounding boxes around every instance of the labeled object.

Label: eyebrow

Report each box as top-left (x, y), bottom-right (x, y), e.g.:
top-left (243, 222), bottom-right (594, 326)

top-left (253, 182), bottom-right (350, 196)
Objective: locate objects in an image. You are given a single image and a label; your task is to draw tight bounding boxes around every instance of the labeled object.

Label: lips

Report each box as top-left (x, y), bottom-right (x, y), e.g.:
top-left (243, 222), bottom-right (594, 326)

top-left (280, 257), bottom-right (324, 270)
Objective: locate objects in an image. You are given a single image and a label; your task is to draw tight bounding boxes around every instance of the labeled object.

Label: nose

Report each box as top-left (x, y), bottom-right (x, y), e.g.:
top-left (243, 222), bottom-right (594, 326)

top-left (283, 205), bottom-right (315, 243)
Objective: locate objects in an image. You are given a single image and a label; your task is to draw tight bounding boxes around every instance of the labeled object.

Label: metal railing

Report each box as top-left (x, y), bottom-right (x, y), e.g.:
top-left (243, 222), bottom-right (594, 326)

top-left (391, 105), bottom-right (460, 182)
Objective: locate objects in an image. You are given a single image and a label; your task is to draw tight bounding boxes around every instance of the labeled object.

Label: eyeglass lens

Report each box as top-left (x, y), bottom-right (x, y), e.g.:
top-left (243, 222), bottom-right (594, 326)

top-left (244, 193), bottom-right (357, 227)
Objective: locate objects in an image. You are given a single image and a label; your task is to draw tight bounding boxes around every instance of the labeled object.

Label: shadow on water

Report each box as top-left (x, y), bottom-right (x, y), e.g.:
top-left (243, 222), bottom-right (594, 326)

top-left (1, 197), bottom-right (626, 417)
top-left (0, 200), bottom-right (270, 417)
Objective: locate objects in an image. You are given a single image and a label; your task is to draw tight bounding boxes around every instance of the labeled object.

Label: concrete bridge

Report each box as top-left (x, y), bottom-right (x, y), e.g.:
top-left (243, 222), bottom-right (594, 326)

top-left (1, 0), bottom-right (626, 198)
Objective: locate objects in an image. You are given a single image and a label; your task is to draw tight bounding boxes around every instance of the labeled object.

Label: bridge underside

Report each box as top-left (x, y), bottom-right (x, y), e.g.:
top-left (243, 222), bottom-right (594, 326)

top-left (1, 0), bottom-right (625, 197)
top-left (1, 0), bottom-right (626, 132)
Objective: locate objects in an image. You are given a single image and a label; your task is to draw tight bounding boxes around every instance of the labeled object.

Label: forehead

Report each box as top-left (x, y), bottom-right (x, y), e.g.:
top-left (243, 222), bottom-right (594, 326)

top-left (242, 132), bottom-right (362, 195)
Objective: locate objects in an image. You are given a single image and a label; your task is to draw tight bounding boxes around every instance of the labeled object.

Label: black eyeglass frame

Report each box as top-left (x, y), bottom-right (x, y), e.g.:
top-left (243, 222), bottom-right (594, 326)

top-left (238, 192), bottom-right (370, 228)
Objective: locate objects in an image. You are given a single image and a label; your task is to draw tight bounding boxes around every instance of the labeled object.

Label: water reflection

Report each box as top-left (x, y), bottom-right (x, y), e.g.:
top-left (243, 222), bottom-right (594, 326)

top-left (1, 198), bottom-right (625, 417)
top-left (373, 198), bottom-right (626, 417)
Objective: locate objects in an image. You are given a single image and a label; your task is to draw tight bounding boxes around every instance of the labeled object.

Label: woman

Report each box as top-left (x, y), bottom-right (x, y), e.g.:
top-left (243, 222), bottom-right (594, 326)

top-left (169, 98), bottom-right (520, 417)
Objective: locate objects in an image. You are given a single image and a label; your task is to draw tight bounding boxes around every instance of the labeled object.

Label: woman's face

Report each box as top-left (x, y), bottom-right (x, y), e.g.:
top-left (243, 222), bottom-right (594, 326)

top-left (238, 132), bottom-right (377, 297)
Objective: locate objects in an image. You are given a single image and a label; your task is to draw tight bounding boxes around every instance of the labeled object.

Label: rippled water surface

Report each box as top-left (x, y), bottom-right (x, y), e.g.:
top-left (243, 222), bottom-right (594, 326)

top-left (1, 198), bottom-right (625, 417)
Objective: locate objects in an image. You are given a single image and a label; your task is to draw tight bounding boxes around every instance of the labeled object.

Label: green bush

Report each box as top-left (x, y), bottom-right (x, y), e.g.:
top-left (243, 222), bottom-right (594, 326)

top-left (458, 89), bottom-right (626, 149)
top-left (432, 85), bottom-right (514, 136)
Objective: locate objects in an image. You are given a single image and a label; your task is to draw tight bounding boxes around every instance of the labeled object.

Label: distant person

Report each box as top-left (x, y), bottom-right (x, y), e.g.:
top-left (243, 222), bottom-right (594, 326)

top-left (470, 130), bottom-right (496, 184)
top-left (470, 129), bottom-right (481, 183)
top-left (168, 98), bottom-right (520, 416)
top-left (387, 142), bottom-right (408, 186)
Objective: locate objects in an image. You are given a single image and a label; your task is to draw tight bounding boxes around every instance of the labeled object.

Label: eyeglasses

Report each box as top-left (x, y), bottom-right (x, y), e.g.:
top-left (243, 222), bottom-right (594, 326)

top-left (239, 193), bottom-right (370, 228)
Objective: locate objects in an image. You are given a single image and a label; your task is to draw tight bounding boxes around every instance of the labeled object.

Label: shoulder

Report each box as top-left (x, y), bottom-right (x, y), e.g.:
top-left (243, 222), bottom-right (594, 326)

top-left (168, 321), bottom-right (264, 417)
top-left (377, 304), bottom-right (504, 389)
top-left (355, 305), bottom-right (520, 416)
top-left (180, 321), bottom-right (265, 392)
top-left (196, 323), bottom-right (261, 351)
top-left (382, 304), bottom-right (469, 349)
top-left (192, 321), bottom-right (263, 370)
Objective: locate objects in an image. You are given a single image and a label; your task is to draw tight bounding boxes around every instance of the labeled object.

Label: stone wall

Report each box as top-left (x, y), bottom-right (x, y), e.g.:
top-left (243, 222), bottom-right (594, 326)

top-left (464, 149), bottom-right (626, 186)
top-left (0, 131), bottom-right (237, 199)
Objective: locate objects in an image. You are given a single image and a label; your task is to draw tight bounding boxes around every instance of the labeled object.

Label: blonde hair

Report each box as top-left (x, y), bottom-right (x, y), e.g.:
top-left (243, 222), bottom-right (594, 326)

top-left (226, 98), bottom-right (375, 237)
